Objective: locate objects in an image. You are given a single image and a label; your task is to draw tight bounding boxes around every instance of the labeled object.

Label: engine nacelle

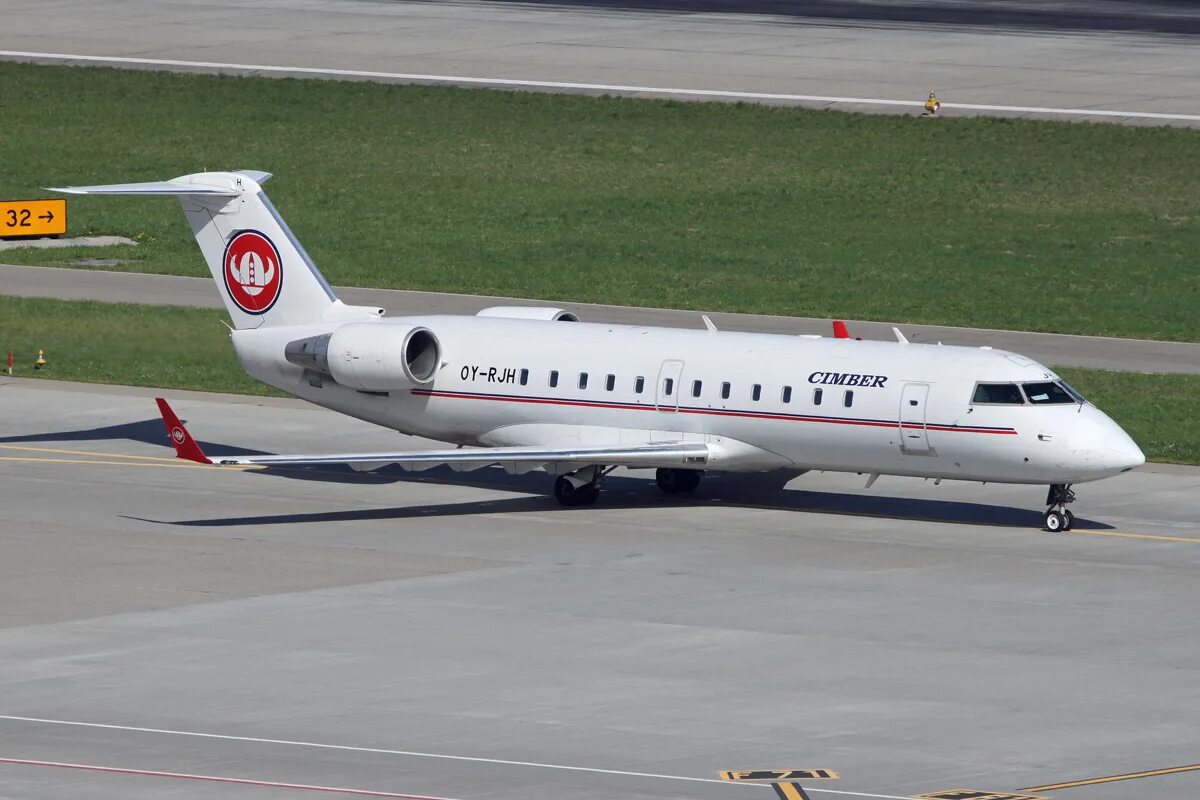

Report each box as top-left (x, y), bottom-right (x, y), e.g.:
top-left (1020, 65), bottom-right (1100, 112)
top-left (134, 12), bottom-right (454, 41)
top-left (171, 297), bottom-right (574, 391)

top-left (285, 322), bottom-right (441, 391)
top-left (476, 306), bottom-right (580, 322)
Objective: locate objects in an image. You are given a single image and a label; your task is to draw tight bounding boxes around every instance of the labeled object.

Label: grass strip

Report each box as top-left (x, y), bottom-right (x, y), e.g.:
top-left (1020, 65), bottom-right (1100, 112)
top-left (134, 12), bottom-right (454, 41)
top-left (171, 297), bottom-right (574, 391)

top-left (2, 297), bottom-right (1195, 464)
top-left (0, 62), bottom-right (1197, 341)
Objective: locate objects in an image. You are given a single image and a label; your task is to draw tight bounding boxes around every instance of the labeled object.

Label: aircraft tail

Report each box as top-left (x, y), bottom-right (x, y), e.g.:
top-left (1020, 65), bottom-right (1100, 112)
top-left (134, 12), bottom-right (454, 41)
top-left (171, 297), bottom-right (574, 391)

top-left (51, 171), bottom-right (379, 329)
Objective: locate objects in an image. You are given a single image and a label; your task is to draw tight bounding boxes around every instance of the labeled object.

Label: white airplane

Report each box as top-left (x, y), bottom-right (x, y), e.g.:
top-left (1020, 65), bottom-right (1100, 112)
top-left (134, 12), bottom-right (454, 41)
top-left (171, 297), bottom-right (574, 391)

top-left (53, 171), bottom-right (1145, 531)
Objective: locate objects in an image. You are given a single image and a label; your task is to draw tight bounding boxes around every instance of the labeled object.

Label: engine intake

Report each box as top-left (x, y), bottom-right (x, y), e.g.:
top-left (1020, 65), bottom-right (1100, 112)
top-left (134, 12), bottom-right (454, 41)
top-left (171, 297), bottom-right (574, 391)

top-left (285, 323), bottom-right (441, 391)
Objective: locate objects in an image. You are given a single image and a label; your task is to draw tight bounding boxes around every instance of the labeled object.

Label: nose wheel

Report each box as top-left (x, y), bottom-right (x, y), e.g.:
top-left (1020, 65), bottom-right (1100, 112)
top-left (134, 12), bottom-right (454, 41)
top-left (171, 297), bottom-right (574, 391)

top-left (1043, 484), bottom-right (1076, 531)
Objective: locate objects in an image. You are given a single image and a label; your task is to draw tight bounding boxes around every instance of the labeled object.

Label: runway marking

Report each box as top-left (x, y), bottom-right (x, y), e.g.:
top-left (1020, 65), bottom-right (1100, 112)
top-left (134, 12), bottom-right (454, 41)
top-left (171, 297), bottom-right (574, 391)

top-left (0, 715), bottom-right (912, 799)
top-left (0, 443), bottom-right (183, 463)
top-left (0, 455), bottom-right (223, 469)
top-left (1023, 762), bottom-right (1200, 792)
top-left (722, 770), bottom-right (839, 781)
top-left (0, 757), bottom-right (461, 800)
top-left (775, 783), bottom-right (814, 800)
top-left (2, 50), bottom-right (1198, 122)
top-left (1067, 529), bottom-right (1200, 544)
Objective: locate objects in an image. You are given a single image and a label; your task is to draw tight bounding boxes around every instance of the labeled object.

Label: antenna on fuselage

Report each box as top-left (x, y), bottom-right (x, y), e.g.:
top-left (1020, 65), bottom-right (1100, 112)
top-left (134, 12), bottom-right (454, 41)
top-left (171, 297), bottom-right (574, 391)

top-left (701, 314), bottom-right (718, 333)
top-left (892, 327), bottom-right (909, 344)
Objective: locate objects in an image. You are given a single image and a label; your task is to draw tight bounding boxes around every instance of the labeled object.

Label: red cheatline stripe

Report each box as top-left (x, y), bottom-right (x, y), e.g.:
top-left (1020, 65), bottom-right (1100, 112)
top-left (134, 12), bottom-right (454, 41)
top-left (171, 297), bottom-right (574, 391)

top-left (0, 757), bottom-right (461, 800)
top-left (412, 390), bottom-right (1017, 435)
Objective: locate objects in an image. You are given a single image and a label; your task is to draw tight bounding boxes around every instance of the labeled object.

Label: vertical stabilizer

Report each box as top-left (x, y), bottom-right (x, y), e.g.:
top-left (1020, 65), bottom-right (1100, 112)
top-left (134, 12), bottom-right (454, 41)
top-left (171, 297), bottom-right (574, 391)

top-left (51, 171), bottom-right (363, 329)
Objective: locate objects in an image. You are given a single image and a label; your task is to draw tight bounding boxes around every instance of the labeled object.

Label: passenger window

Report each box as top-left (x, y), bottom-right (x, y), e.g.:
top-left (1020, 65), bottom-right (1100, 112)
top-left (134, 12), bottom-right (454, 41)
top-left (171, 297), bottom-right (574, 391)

top-left (606, 374), bottom-right (615, 392)
top-left (721, 382), bottom-right (731, 400)
top-left (549, 370), bottom-right (559, 388)
top-left (813, 388), bottom-right (823, 406)
top-left (692, 380), bottom-right (702, 398)
top-left (782, 386), bottom-right (792, 403)
top-left (579, 372), bottom-right (588, 390)
top-left (752, 384), bottom-right (762, 402)
top-left (663, 377), bottom-right (674, 396)
top-left (972, 383), bottom-right (1024, 404)
top-left (844, 390), bottom-right (854, 408)
top-left (635, 376), bottom-right (645, 394)
top-left (519, 368), bottom-right (529, 386)
top-left (1023, 381), bottom-right (1075, 404)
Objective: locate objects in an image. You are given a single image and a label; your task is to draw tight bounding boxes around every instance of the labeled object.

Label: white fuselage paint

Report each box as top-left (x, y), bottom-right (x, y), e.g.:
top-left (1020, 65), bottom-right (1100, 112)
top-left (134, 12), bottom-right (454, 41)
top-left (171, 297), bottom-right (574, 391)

top-left (232, 315), bottom-right (1144, 486)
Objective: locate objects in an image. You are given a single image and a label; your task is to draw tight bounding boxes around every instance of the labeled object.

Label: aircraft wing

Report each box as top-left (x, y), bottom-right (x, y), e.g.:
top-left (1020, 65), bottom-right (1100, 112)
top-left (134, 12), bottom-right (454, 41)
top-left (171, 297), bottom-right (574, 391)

top-left (156, 398), bottom-right (708, 473)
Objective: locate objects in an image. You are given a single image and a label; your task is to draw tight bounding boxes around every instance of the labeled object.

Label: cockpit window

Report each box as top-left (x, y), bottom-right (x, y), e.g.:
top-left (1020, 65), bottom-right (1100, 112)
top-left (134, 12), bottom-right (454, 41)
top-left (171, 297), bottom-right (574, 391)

top-left (971, 383), bottom-right (1025, 404)
top-left (1023, 382), bottom-right (1076, 404)
top-left (1058, 380), bottom-right (1087, 404)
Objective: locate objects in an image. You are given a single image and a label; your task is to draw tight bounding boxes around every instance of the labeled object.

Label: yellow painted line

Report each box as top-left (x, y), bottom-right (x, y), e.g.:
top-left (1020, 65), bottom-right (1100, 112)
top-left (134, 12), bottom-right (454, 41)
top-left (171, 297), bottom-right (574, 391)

top-left (773, 782), bottom-right (812, 800)
top-left (1068, 529), bottom-right (1200, 544)
top-left (0, 443), bottom-right (183, 463)
top-left (1024, 763), bottom-right (1200, 792)
top-left (0, 456), bottom-right (240, 470)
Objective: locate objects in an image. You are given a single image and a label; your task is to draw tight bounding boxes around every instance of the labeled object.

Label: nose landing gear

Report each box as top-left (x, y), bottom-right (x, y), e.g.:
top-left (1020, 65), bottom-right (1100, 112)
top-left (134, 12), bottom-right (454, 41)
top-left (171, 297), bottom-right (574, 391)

top-left (1043, 483), bottom-right (1076, 531)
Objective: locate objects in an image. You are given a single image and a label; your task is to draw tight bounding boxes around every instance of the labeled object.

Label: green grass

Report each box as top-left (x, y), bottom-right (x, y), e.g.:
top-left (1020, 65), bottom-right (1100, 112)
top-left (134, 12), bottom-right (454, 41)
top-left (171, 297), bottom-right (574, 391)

top-left (3, 297), bottom-right (1196, 464)
top-left (0, 296), bottom-right (277, 396)
top-left (0, 62), bottom-right (1197, 341)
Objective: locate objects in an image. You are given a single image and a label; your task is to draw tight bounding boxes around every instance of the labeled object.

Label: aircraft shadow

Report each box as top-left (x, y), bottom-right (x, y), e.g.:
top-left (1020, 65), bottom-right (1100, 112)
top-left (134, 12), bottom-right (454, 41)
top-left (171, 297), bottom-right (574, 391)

top-left (130, 465), bottom-right (1113, 531)
top-left (0, 417), bottom-right (271, 459)
top-left (11, 422), bottom-right (1112, 531)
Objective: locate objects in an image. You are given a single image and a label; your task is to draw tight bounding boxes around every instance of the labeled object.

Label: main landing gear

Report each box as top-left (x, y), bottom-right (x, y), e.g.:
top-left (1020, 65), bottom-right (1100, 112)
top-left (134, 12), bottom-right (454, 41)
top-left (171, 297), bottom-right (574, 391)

top-left (1043, 483), bottom-right (1076, 532)
top-left (553, 466), bottom-right (605, 506)
top-left (656, 468), bottom-right (702, 495)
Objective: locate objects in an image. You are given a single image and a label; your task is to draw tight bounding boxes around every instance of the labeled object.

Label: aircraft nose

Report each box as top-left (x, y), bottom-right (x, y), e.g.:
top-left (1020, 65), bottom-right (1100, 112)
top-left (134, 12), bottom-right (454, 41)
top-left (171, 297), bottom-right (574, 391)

top-left (1069, 408), bottom-right (1145, 474)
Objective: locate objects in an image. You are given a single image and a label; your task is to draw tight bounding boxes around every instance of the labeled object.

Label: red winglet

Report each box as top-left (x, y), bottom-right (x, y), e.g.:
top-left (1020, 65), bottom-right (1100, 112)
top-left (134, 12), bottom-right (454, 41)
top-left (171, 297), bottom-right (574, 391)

top-left (832, 320), bottom-right (851, 339)
top-left (155, 398), bottom-right (212, 464)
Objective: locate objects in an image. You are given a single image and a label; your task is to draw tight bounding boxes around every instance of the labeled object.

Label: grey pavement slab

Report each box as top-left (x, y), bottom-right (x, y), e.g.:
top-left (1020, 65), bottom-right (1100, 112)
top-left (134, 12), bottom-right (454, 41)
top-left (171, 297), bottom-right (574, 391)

top-left (2, 263), bottom-right (1198, 374)
top-left (0, 379), bottom-right (1199, 799)
top-left (0, 0), bottom-right (1198, 125)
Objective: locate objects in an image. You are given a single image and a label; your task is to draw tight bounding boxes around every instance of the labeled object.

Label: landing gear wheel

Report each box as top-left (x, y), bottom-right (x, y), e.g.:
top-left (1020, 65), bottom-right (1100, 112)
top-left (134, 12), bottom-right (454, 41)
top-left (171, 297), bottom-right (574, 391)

top-left (656, 468), bottom-right (702, 495)
top-left (1043, 483), bottom-right (1077, 532)
top-left (554, 475), bottom-right (600, 506)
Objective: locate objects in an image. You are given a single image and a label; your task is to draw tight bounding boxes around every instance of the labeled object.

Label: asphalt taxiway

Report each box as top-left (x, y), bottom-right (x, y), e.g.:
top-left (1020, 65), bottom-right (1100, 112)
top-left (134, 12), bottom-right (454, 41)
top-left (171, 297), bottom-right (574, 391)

top-left (1, 0), bottom-right (1198, 124)
top-left (2, 377), bottom-right (1199, 800)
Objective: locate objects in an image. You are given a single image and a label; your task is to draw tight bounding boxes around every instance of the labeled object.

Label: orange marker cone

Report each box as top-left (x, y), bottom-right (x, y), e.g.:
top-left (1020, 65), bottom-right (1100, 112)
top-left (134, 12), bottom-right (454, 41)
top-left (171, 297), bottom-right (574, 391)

top-left (35, 348), bottom-right (46, 370)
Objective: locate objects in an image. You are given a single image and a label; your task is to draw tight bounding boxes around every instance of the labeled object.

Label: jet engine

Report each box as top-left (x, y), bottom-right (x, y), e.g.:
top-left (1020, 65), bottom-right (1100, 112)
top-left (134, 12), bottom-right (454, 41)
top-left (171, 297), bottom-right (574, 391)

top-left (285, 322), bottom-right (441, 391)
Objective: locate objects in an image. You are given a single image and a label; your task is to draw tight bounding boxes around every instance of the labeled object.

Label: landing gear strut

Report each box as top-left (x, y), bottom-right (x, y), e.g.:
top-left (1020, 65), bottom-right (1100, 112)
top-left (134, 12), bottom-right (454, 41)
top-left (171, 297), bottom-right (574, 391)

top-left (1043, 483), bottom-right (1076, 532)
top-left (553, 466), bottom-right (604, 506)
top-left (656, 468), bottom-right (702, 495)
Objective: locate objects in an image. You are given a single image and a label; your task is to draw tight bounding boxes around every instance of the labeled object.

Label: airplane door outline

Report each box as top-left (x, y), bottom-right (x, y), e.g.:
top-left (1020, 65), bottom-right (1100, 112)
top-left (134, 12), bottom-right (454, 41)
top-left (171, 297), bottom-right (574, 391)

top-left (656, 360), bottom-right (684, 412)
top-left (899, 382), bottom-right (932, 454)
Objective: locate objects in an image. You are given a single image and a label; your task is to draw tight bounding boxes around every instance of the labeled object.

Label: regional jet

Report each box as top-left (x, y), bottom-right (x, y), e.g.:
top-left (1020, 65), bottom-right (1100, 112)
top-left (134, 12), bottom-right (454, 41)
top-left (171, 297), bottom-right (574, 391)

top-left (52, 171), bottom-right (1145, 531)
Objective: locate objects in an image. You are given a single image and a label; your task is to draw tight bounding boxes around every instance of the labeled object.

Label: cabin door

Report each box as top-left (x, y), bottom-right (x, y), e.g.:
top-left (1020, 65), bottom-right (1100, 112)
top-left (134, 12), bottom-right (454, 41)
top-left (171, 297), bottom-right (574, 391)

top-left (898, 382), bottom-right (932, 454)
top-left (655, 360), bottom-right (684, 412)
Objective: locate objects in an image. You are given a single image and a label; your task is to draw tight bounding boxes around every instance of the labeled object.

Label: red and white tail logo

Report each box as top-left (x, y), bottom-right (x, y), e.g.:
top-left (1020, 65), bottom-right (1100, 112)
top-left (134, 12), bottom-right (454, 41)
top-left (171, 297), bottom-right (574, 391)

top-left (223, 230), bottom-right (283, 314)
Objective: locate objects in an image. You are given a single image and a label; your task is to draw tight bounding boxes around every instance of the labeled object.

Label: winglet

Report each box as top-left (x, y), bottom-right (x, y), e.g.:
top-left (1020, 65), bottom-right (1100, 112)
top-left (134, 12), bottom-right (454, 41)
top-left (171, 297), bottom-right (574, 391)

top-left (155, 398), bottom-right (212, 464)
top-left (832, 320), bottom-right (851, 339)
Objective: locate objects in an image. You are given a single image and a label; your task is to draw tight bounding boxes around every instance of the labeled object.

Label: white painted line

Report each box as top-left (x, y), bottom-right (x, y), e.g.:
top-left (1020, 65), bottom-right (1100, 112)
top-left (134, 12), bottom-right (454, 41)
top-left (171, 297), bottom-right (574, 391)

top-left (2, 50), bottom-right (1198, 122)
top-left (0, 756), bottom-right (461, 799)
top-left (0, 715), bottom-right (912, 800)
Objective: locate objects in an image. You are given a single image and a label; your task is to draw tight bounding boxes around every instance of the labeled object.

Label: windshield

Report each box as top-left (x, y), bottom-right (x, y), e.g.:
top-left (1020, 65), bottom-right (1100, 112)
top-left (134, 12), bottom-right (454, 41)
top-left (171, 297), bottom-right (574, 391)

top-left (972, 383), bottom-right (1025, 404)
top-left (1058, 380), bottom-right (1087, 403)
top-left (1023, 382), bottom-right (1076, 405)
